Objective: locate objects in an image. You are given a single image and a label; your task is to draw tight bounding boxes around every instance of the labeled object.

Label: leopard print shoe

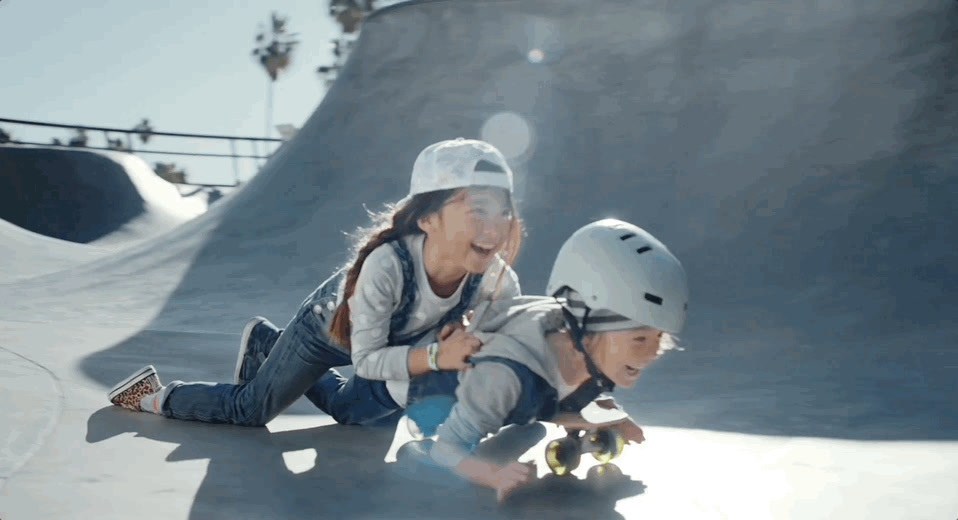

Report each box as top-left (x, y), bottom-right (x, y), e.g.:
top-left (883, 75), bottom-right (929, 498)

top-left (109, 365), bottom-right (162, 412)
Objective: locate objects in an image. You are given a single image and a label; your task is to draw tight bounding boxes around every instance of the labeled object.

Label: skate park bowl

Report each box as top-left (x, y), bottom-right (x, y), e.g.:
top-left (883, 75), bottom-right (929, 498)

top-left (0, 144), bottom-right (206, 248)
top-left (1, 0), bottom-right (956, 518)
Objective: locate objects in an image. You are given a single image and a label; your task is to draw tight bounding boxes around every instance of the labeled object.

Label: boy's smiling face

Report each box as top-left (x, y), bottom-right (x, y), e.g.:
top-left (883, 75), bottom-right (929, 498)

top-left (588, 327), bottom-right (664, 388)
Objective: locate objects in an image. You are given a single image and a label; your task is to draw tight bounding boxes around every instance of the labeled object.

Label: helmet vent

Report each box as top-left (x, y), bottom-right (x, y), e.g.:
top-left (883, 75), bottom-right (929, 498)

top-left (636, 246), bottom-right (651, 254)
top-left (619, 233), bottom-right (636, 241)
top-left (645, 293), bottom-right (663, 305)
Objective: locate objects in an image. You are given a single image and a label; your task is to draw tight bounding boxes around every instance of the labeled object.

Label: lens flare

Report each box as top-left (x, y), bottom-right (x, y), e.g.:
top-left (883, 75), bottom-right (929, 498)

top-left (480, 111), bottom-right (535, 161)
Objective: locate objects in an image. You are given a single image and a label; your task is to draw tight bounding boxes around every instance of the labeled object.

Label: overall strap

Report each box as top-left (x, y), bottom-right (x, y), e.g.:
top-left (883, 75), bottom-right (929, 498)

top-left (470, 356), bottom-right (610, 420)
top-left (387, 238), bottom-right (483, 346)
top-left (438, 271), bottom-right (482, 329)
top-left (470, 356), bottom-right (560, 424)
top-left (387, 239), bottom-right (418, 345)
top-left (558, 380), bottom-right (609, 413)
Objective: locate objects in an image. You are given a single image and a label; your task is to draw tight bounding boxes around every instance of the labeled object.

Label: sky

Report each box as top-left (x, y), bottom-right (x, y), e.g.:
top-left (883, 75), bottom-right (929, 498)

top-left (0, 0), bottom-right (343, 185)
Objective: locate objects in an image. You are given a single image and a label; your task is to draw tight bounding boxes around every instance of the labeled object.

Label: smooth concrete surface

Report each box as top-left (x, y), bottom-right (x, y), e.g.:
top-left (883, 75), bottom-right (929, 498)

top-left (0, 219), bottom-right (109, 283)
top-left (1, 0), bottom-right (956, 518)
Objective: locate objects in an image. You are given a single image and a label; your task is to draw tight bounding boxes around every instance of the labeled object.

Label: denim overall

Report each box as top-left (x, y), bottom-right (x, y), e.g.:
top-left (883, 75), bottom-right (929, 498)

top-left (312, 240), bottom-right (481, 427)
top-left (161, 238), bottom-right (480, 427)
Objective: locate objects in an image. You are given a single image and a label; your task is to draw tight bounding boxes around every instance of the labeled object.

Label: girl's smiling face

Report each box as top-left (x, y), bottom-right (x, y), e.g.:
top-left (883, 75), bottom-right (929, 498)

top-left (587, 327), bottom-right (664, 388)
top-left (420, 187), bottom-right (515, 274)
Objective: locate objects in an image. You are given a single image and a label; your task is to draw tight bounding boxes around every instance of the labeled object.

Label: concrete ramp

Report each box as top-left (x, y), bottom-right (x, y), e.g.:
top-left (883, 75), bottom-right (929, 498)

top-left (0, 145), bottom-right (206, 247)
top-left (1, 1), bottom-right (956, 518)
top-left (0, 218), bottom-right (108, 283)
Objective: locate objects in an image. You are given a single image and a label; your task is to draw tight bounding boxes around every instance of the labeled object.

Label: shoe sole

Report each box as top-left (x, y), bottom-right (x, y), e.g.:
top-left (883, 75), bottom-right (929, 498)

top-left (235, 317), bottom-right (267, 384)
top-left (108, 365), bottom-right (157, 401)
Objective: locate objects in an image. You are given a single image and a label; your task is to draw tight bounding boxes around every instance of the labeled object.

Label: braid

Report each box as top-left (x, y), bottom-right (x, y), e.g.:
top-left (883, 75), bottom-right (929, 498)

top-left (328, 222), bottom-right (402, 348)
top-left (328, 189), bottom-right (459, 349)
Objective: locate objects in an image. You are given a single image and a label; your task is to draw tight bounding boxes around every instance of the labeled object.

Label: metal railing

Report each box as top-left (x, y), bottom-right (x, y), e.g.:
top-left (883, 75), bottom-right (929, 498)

top-left (0, 117), bottom-right (285, 186)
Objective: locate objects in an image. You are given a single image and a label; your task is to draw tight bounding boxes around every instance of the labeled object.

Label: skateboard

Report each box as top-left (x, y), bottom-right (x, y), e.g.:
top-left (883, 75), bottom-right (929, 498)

top-left (544, 414), bottom-right (626, 477)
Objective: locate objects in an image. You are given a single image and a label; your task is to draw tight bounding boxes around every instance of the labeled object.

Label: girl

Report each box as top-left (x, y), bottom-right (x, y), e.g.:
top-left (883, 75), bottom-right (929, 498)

top-left (397, 218), bottom-right (689, 502)
top-left (107, 138), bottom-right (524, 428)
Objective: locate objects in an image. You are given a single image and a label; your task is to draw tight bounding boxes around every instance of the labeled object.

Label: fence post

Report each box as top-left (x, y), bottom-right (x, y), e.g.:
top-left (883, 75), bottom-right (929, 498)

top-left (230, 139), bottom-right (240, 184)
top-left (251, 140), bottom-right (262, 171)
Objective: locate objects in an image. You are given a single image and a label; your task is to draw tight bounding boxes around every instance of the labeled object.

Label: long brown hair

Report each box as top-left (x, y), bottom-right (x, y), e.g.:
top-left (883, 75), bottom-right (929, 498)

top-left (329, 187), bottom-right (525, 349)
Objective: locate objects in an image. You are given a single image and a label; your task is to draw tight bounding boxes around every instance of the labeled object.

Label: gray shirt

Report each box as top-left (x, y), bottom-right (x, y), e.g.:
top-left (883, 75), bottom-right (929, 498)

top-left (430, 297), bottom-right (580, 468)
top-left (347, 233), bottom-right (521, 406)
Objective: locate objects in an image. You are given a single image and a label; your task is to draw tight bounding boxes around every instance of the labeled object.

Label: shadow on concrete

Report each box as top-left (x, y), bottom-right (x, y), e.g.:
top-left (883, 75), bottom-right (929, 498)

top-left (86, 407), bottom-right (640, 520)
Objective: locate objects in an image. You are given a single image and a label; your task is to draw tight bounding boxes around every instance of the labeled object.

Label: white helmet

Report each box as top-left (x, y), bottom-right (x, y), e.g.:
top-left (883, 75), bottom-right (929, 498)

top-left (546, 219), bottom-right (689, 334)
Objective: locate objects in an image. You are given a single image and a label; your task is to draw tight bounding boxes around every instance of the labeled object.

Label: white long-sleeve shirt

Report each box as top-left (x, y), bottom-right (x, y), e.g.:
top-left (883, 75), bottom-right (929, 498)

top-left (346, 233), bottom-right (521, 406)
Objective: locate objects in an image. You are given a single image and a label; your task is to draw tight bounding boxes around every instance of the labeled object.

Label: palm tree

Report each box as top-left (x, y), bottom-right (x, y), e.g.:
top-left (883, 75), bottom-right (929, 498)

top-left (317, 1), bottom-right (374, 88)
top-left (252, 12), bottom-right (299, 146)
top-left (133, 118), bottom-right (154, 145)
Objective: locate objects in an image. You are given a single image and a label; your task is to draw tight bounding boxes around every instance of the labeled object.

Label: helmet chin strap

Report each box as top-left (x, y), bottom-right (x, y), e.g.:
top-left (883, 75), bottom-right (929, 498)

top-left (559, 304), bottom-right (616, 393)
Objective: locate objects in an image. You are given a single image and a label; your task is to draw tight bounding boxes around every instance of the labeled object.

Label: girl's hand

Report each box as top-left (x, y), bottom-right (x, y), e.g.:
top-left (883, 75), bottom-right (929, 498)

top-left (613, 418), bottom-right (646, 445)
top-left (437, 328), bottom-right (481, 370)
top-left (437, 309), bottom-right (475, 341)
top-left (435, 309), bottom-right (479, 372)
top-left (490, 462), bottom-right (536, 503)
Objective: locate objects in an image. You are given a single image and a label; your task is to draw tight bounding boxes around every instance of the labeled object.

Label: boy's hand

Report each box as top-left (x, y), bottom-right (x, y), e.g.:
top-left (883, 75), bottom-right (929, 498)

top-left (490, 462), bottom-right (536, 503)
top-left (613, 419), bottom-right (645, 445)
top-left (457, 458), bottom-right (536, 504)
top-left (594, 397), bottom-right (619, 410)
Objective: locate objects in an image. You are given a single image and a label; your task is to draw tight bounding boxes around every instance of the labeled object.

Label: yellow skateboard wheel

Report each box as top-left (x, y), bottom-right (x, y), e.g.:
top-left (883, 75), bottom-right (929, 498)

top-left (545, 437), bottom-right (581, 476)
top-left (590, 429), bottom-right (625, 463)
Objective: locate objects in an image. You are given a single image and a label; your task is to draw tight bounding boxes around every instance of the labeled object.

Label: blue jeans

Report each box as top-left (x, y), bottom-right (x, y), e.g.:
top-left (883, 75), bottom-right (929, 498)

top-left (161, 290), bottom-right (399, 426)
top-left (405, 371), bottom-right (461, 436)
top-left (310, 369), bottom-right (403, 426)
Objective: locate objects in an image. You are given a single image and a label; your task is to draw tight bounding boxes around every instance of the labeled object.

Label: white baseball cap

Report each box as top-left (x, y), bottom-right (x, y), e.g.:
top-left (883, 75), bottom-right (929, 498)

top-left (402, 138), bottom-right (514, 203)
